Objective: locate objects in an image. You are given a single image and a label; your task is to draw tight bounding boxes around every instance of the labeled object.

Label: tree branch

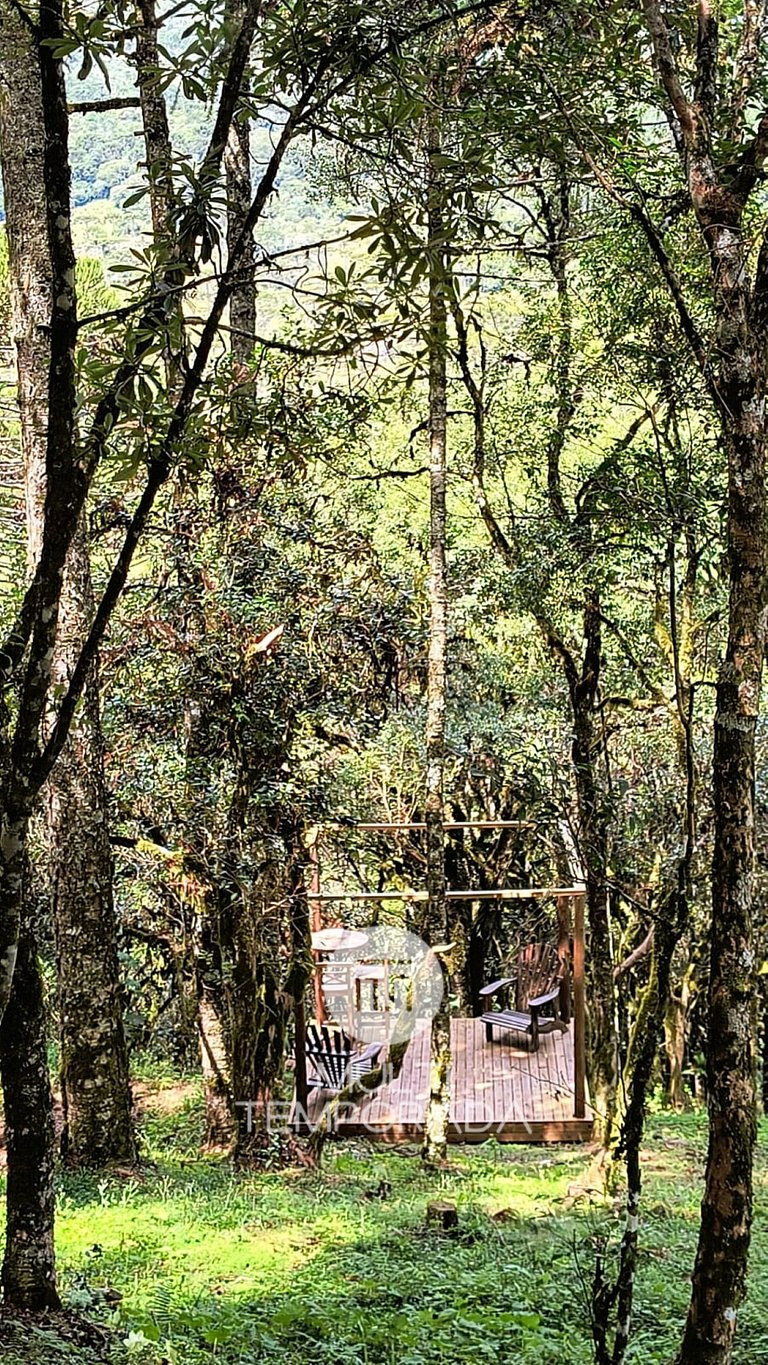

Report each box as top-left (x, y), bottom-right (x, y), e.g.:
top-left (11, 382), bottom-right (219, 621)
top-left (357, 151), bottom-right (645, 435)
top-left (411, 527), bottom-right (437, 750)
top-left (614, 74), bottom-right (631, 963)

top-left (196, 0), bottom-right (263, 182)
top-left (68, 96), bottom-right (141, 113)
top-left (694, 0), bottom-right (718, 127)
top-left (536, 164), bottom-right (575, 525)
top-left (729, 0), bottom-right (768, 141)
top-left (34, 69), bottom-right (331, 786)
top-left (599, 609), bottom-right (669, 708)
top-left (643, 0), bottom-right (696, 144)
top-left (613, 924), bottom-right (655, 979)
top-left (627, 201), bottom-right (721, 414)
top-left (575, 410), bottom-right (652, 526)
top-left (728, 109), bottom-right (768, 202)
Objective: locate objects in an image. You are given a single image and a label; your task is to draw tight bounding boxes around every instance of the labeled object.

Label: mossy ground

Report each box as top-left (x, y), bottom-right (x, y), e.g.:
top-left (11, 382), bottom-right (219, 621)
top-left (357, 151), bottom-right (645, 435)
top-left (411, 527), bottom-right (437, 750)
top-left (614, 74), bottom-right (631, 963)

top-left (2, 1087), bottom-right (767, 1364)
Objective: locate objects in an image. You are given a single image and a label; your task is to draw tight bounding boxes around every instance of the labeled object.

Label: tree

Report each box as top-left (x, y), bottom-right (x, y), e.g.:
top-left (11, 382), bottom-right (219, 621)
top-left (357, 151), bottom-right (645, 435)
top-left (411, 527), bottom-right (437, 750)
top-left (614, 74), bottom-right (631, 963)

top-left (505, 1), bottom-right (768, 1354)
top-left (546, 3), bottom-right (768, 1356)
top-left (0, 0), bottom-right (486, 1305)
top-left (0, 33), bottom-right (136, 1165)
top-left (0, 0), bottom-right (84, 1301)
top-left (421, 94), bottom-right (451, 1164)
top-left (47, 529), bottom-right (137, 1167)
top-left (224, 0), bottom-right (257, 361)
top-left (638, 6), bottom-right (767, 1359)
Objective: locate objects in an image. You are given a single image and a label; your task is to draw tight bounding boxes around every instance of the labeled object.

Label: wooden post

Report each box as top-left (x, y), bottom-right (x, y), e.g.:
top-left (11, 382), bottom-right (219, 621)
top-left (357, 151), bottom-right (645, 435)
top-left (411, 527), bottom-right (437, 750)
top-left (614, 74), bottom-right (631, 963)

top-left (573, 892), bottom-right (586, 1119)
top-left (293, 992), bottom-right (308, 1132)
top-left (556, 893), bottom-right (572, 1025)
top-left (288, 839), bottom-right (313, 1134)
top-left (307, 835), bottom-right (325, 1023)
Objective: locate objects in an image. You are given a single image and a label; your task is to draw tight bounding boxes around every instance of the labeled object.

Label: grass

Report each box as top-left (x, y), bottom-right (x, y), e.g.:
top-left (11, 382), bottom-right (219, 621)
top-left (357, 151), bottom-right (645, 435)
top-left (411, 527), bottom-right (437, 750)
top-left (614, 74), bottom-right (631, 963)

top-left (2, 1091), bottom-right (767, 1365)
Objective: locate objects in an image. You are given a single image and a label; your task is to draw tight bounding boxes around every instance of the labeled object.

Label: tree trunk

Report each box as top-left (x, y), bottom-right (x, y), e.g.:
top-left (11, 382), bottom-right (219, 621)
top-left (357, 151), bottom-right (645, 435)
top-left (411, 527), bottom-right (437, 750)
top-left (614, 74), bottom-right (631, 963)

top-left (1, 0), bottom-right (134, 1168)
top-left (639, 6), bottom-right (768, 1350)
top-left (0, 0), bottom-right (74, 1308)
top-left (225, 0), bottom-right (256, 363)
top-left (224, 850), bottom-right (288, 1156)
top-left (134, 0), bottom-right (185, 389)
top-left (664, 974), bottom-right (690, 1111)
top-left (50, 530), bottom-right (136, 1166)
top-left (421, 108), bottom-right (450, 1165)
top-left (230, 821), bottom-right (311, 1160)
top-left (568, 595), bottom-right (618, 1151)
top-left (285, 833), bottom-right (312, 1138)
top-left (0, 908), bottom-right (59, 1309)
top-left (0, 8), bottom-right (49, 542)
top-left (198, 990), bottom-right (233, 1148)
top-left (135, 0), bottom-right (175, 246)
top-left (678, 380), bottom-right (765, 1358)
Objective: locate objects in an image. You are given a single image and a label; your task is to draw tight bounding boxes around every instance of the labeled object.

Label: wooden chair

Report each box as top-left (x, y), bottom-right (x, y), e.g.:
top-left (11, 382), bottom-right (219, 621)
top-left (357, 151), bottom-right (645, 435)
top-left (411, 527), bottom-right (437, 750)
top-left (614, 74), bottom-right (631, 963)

top-left (305, 1024), bottom-right (383, 1092)
top-left (318, 960), bottom-right (356, 1030)
top-left (480, 942), bottom-right (567, 1052)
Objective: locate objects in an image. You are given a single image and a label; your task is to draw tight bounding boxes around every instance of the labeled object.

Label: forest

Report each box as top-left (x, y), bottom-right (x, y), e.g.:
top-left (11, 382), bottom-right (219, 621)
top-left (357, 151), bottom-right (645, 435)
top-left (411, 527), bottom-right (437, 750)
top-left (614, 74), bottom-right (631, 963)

top-left (0, 1), bottom-right (767, 1363)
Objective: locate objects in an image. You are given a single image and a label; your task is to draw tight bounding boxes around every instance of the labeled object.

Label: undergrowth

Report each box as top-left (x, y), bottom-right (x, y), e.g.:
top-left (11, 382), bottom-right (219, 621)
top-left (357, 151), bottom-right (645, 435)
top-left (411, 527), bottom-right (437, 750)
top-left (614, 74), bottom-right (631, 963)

top-left (2, 1092), bottom-right (767, 1364)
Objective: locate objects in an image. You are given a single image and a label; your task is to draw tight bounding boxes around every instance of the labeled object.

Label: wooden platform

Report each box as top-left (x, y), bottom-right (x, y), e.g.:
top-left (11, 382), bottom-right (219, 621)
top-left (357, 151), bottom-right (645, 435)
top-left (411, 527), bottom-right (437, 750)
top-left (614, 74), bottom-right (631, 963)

top-left (296, 1017), bottom-right (593, 1144)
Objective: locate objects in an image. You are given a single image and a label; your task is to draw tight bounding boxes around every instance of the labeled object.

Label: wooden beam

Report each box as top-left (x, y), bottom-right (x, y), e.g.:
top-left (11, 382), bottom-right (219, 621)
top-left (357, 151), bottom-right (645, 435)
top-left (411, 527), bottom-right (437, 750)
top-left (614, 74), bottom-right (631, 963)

top-left (307, 837), bottom-right (326, 1024)
top-left (293, 992), bottom-right (308, 1121)
top-left (307, 885), bottom-right (587, 902)
top-left (556, 893), bottom-right (572, 1026)
top-left (327, 820), bottom-right (536, 832)
top-left (573, 893), bottom-right (586, 1119)
top-left (448, 1119), bottom-right (594, 1144)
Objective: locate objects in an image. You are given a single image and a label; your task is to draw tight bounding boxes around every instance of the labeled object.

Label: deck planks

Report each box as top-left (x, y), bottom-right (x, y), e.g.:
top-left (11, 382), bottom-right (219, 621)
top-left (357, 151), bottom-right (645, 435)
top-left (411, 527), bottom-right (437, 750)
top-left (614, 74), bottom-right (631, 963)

top-left (295, 1016), bottom-right (593, 1144)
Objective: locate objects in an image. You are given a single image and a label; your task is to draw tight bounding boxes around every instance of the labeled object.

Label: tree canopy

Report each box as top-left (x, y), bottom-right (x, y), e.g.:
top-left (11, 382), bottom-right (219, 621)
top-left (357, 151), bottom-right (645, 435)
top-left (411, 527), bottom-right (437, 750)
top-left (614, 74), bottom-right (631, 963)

top-left (1, 3), bottom-right (768, 1364)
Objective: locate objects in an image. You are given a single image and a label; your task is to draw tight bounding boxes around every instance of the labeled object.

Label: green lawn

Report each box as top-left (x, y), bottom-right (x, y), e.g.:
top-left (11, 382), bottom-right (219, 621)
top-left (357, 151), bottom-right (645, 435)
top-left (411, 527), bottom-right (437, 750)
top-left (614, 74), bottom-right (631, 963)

top-left (2, 1092), bottom-right (767, 1364)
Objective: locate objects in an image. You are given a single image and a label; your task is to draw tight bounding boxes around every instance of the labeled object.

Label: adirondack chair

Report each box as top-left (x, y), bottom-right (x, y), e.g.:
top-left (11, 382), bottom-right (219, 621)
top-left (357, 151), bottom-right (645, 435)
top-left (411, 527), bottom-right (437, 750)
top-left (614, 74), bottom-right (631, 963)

top-left (305, 1024), bottom-right (383, 1092)
top-left (479, 942), bottom-right (567, 1052)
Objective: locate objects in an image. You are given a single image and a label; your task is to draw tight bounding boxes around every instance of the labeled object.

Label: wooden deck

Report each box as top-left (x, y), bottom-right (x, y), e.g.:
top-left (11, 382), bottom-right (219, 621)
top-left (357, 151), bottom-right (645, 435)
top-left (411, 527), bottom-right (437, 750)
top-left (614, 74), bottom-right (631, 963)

top-left (297, 1017), bottom-right (593, 1143)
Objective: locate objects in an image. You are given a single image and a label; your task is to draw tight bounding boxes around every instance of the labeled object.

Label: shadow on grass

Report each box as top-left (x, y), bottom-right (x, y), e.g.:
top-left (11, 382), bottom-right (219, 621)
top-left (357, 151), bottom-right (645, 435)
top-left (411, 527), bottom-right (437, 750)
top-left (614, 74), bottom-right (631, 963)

top-left (52, 1132), bottom-right (687, 1364)
top-left (6, 1111), bottom-right (768, 1365)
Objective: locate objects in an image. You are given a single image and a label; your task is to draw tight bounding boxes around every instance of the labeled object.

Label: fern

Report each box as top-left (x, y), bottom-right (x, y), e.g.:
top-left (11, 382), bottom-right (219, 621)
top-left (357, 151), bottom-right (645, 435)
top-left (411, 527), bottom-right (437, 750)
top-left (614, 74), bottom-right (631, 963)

top-left (148, 1283), bottom-right (174, 1336)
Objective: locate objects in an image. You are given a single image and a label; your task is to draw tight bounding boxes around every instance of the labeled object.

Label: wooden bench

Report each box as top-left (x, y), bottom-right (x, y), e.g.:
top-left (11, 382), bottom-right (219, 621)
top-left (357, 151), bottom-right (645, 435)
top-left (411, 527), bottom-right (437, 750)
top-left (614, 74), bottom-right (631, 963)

top-left (480, 942), bottom-right (567, 1052)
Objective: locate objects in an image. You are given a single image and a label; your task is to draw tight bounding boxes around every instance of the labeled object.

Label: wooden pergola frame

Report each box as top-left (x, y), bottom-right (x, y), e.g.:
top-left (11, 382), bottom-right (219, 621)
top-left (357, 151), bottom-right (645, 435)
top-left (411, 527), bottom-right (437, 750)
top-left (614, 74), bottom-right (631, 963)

top-left (329, 821), bottom-right (536, 831)
top-left (294, 821), bottom-right (588, 1135)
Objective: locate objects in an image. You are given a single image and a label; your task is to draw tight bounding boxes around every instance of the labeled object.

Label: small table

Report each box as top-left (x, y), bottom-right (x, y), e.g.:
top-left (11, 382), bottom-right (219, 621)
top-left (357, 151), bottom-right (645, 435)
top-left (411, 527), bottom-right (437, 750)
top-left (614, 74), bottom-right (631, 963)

top-left (311, 928), bottom-right (369, 954)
